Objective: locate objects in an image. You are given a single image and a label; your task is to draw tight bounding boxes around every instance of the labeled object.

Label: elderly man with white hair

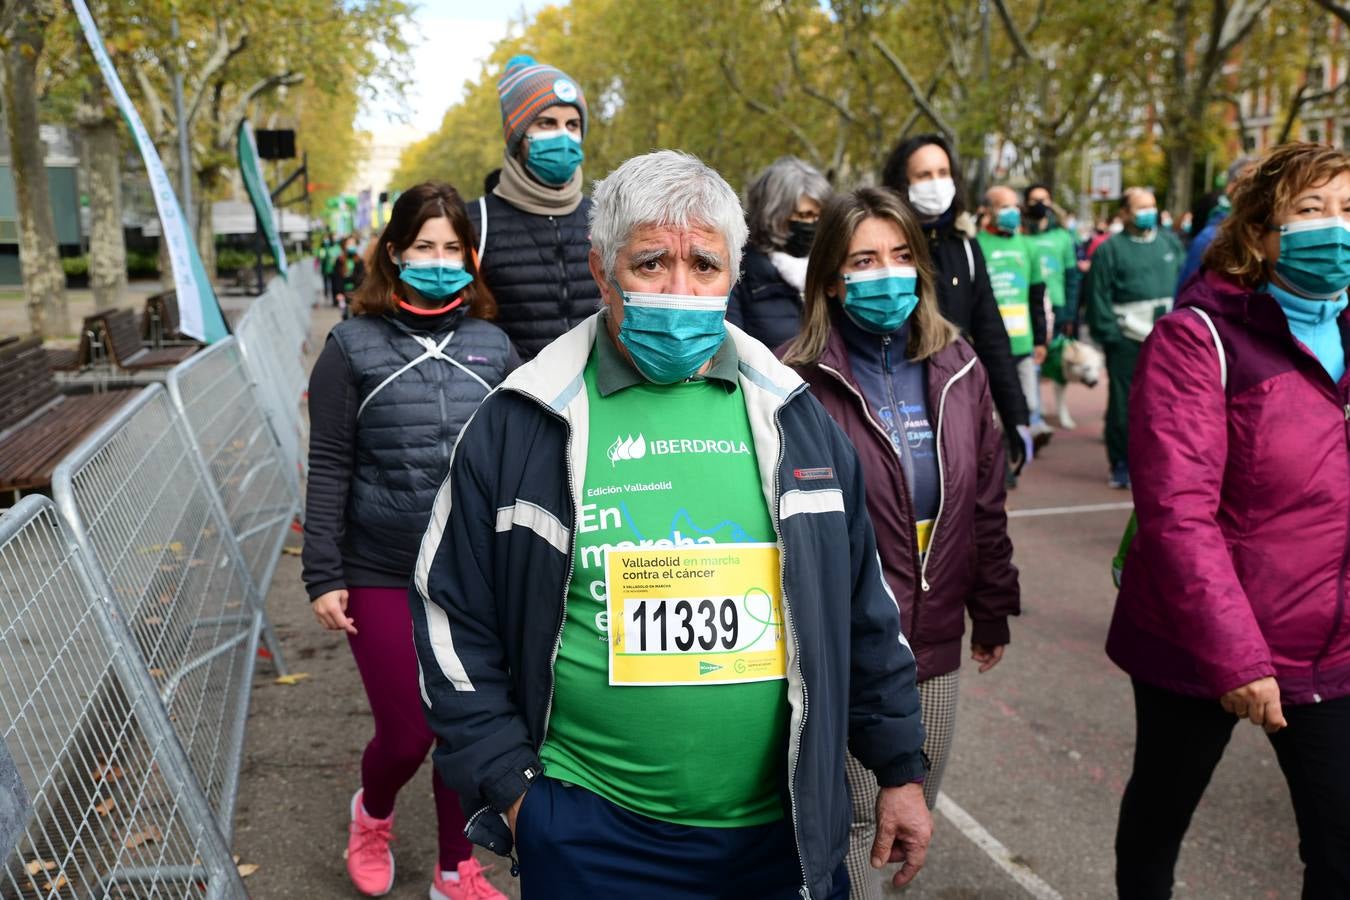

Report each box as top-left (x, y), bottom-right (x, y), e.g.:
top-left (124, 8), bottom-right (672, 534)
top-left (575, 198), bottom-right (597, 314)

top-left (410, 150), bottom-right (930, 900)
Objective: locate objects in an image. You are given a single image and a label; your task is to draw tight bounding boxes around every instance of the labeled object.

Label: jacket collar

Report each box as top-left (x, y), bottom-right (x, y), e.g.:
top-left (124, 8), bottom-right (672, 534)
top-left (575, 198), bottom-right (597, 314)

top-left (817, 307), bottom-right (970, 386)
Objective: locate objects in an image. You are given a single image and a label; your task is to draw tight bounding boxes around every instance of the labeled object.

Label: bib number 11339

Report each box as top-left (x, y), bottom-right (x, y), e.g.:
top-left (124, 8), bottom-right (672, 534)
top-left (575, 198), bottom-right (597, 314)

top-left (605, 543), bottom-right (787, 687)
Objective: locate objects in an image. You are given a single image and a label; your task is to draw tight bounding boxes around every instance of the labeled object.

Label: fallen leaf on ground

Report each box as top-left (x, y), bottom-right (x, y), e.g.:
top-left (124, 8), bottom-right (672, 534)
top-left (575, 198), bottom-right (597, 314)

top-left (144, 616), bottom-right (163, 626)
top-left (45, 873), bottom-right (68, 891)
top-left (90, 763), bottom-right (122, 783)
top-left (123, 827), bottom-right (162, 850)
top-left (24, 860), bottom-right (56, 876)
top-left (148, 668), bottom-right (165, 678)
top-left (94, 797), bottom-right (116, 816)
top-left (280, 546), bottom-right (301, 556)
top-left (274, 673), bottom-right (310, 686)
top-left (237, 863), bottom-right (260, 878)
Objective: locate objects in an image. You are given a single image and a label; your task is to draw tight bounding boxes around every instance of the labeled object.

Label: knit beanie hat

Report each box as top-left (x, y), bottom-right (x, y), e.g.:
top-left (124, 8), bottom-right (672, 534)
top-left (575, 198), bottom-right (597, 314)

top-left (497, 55), bottom-right (588, 156)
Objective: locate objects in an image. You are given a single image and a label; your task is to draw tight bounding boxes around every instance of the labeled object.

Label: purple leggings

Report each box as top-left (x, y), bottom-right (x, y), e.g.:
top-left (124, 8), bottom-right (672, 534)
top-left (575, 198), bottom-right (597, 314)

top-left (345, 586), bottom-right (471, 869)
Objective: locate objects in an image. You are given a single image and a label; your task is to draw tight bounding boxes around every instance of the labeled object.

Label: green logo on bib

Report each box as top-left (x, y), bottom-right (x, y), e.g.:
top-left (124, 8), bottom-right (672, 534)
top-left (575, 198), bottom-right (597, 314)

top-left (699, 661), bottom-right (723, 677)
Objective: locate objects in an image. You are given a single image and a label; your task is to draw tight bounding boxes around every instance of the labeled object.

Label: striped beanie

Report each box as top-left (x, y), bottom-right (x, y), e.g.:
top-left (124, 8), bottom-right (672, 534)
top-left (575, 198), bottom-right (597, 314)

top-left (497, 55), bottom-right (588, 155)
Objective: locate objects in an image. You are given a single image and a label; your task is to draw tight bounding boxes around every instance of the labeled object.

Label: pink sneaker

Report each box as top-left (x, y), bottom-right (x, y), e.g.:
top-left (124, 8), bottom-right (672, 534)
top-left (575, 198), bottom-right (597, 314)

top-left (345, 789), bottom-right (395, 896)
top-left (430, 858), bottom-right (506, 900)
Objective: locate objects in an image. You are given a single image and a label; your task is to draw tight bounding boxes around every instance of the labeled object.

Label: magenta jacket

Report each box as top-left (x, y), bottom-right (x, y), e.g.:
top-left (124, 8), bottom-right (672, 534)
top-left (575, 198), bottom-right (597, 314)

top-left (785, 326), bottom-right (1020, 681)
top-left (1107, 269), bottom-right (1350, 705)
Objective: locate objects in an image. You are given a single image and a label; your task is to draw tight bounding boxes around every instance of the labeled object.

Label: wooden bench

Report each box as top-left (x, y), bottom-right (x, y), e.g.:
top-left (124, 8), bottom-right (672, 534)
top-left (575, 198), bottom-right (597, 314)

top-left (0, 337), bottom-right (134, 495)
top-left (142, 290), bottom-right (203, 348)
top-left (96, 308), bottom-right (196, 371)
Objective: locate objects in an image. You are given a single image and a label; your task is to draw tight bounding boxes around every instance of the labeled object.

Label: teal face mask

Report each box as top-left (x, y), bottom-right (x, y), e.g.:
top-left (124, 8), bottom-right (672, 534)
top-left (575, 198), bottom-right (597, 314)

top-left (526, 129), bottom-right (584, 186)
top-left (614, 286), bottom-right (728, 384)
top-left (1276, 216), bottom-right (1350, 299)
top-left (995, 207), bottom-right (1021, 233)
top-left (1134, 209), bottom-right (1159, 231)
top-left (399, 258), bottom-right (473, 301)
top-left (842, 266), bottom-right (920, 334)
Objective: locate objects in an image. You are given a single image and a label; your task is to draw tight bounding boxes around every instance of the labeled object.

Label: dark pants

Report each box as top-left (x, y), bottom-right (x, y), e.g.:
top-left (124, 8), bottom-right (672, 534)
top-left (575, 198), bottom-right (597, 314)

top-left (516, 776), bottom-right (849, 900)
top-left (1104, 339), bottom-right (1140, 468)
top-left (1116, 679), bottom-right (1350, 899)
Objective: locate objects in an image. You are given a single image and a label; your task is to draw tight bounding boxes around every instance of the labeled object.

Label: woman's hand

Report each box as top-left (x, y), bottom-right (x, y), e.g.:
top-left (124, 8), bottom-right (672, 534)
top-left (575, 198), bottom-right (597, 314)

top-left (971, 643), bottom-right (1006, 673)
top-left (312, 589), bottom-right (357, 634)
top-left (1220, 677), bottom-right (1286, 733)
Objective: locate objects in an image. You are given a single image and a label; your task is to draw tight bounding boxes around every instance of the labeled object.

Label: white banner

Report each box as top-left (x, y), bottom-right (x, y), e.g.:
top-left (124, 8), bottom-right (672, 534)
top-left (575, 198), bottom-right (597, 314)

top-left (72, 0), bottom-right (227, 343)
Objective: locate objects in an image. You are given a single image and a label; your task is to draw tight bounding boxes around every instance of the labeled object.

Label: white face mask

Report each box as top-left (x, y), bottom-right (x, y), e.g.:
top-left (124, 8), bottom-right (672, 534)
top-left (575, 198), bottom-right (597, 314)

top-left (908, 177), bottom-right (957, 218)
top-left (1109, 221), bottom-right (1125, 234)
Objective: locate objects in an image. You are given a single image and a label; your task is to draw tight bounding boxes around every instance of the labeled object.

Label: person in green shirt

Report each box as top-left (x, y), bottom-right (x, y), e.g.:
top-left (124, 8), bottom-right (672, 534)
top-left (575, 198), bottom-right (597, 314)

top-left (320, 231), bottom-right (341, 305)
top-left (1023, 184), bottom-right (1081, 336)
top-left (1084, 186), bottom-right (1185, 488)
top-left (977, 186), bottom-right (1049, 469)
top-left (409, 150), bottom-right (931, 900)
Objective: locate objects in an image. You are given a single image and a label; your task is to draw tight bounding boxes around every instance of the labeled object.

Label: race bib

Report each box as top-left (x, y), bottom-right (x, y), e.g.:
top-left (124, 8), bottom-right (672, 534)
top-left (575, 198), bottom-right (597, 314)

top-left (605, 543), bottom-right (787, 686)
top-left (999, 305), bottom-right (1030, 338)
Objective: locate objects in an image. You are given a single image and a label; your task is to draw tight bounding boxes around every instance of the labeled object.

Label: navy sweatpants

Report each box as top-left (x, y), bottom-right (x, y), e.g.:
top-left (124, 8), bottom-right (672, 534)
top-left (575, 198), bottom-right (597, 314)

top-left (515, 777), bottom-right (849, 899)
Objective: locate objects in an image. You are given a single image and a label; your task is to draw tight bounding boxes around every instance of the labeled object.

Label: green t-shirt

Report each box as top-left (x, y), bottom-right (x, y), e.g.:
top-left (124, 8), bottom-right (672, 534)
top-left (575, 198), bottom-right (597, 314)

top-left (538, 332), bottom-right (788, 828)
top-left (1025, 226), bottom-right (1076, 313)
top-left (1085, 230), bottom-right (1185, 344)
top-left (976, 230), bottom-right (1044, 357)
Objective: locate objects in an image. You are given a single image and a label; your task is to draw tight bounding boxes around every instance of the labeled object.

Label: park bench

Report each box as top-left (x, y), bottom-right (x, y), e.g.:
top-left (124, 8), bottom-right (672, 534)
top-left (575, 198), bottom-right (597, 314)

top-left (95, 307), bottom-right (197, 371)
top-left (142, 289), bottom-right (205, 348)
top-left (0, 336), bottom-right (134, 496)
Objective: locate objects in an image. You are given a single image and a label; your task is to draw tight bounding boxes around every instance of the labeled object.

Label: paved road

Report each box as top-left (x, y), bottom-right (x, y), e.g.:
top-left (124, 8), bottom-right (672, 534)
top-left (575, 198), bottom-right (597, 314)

top-left (233, 307), bottom-right (1302, 898)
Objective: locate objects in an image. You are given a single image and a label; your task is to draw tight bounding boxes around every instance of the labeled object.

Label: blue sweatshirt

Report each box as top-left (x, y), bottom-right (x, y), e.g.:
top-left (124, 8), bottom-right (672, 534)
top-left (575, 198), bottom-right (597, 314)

top-left (838, 313), bottom-right (941, 549)
top-left (1267, 282), bottom-right (1349, 383)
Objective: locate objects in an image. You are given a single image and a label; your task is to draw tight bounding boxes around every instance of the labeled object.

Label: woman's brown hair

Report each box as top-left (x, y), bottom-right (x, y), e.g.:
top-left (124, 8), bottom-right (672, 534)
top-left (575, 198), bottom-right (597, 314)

top-left (1204, 142), bottom-right (1350, 290)
top-left (351, 182), bottom-right (496, 318)
top-left (781, 186), bottom-right (958, 366)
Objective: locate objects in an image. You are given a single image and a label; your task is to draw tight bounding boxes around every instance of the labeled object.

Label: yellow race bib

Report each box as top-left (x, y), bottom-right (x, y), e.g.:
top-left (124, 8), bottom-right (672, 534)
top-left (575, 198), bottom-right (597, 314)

top-left (605, 544), bottom-right (787, 686)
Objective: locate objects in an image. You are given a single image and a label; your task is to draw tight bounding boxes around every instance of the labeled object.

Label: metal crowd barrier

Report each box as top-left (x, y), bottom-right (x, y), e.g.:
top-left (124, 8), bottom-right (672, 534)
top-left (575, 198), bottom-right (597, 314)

top-left (51, 386), bottom-right (266, 836)
top-left (235, 287), bottom-right (306, 483)
top-left (166, 337), bottom-right (301, 624)
top-left (0, 496), bottom-right (246, 899)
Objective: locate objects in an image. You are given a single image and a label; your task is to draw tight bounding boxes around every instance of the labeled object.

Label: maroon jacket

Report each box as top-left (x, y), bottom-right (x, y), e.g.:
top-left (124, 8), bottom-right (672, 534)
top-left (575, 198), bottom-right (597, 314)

top-left (1108, 270), bottom-right (1350, 705)
top-left (785, 326), bottom-right (1020, 680)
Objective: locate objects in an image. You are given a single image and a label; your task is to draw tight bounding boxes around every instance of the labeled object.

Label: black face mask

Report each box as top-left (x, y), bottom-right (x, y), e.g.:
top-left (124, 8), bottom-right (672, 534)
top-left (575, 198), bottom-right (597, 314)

top-left (784, 220), bottom-right (817, 258)
top-left (1026, 201), bottom-right (1049, 221)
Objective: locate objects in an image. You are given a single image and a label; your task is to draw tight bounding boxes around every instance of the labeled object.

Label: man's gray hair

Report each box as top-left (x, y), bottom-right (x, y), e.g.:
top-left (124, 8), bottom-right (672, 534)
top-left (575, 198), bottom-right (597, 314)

top-left (589, 150), bottom-right (749, 281)
top-left (746, 156), bottom-right (831, 252)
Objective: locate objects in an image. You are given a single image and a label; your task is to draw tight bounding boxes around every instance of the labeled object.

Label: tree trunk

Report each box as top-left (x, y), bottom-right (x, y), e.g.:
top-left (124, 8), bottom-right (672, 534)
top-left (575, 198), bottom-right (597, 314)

top-left (195, 194), bottom-right (216, 281)
top-left (2, 0), bottom-right (68, 336)
top-left (1166, 141), bottom-right (1196, 219)
top-left (1036, 141), bottom-right (1061, 194)
top-left (78, 103), bottom-right (127, 309)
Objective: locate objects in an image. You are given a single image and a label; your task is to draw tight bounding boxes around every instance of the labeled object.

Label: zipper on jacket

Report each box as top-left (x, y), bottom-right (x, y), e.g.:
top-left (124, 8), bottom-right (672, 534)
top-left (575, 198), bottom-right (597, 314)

top-left (1311, 397), bottom-right (1350, 701)
top-left (771, 396), bottom-right (813, 899)
top-left (817, 362), bottom-right (923, 593)
top-left (918, 358), bottom-right (978, 592)
top-left (552, 216), bottom-right (571, 327)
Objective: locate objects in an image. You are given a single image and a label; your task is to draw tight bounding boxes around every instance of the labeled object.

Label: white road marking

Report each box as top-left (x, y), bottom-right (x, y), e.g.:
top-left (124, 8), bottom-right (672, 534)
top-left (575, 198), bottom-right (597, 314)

top-left (1007, 501), bottom-right (1133, 519)
top-left (936, 792), bottom-right (1064, 900)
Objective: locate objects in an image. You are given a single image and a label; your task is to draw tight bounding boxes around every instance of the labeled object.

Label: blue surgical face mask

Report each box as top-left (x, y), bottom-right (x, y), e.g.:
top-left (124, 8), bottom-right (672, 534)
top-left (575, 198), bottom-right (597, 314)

top-left (995, 206), bottom-right (1021, 233)
top-left (842, 266), bottom-right (920, 334)
top-left (398, 258), bottom-right (473, 301)
top-left (525, 128), bottom-right (584, 186)
top-left (1133, 209), bottom-right (1159, 231)
top-left (1276, 216), bottom-right (1350, 299)
top-left (614, 285), bottom-right (728, 384)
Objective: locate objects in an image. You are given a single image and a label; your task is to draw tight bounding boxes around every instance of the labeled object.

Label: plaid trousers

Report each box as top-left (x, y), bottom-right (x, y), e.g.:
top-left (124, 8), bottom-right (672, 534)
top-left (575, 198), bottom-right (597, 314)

top-left (843, 670), bottom-right (961, 900)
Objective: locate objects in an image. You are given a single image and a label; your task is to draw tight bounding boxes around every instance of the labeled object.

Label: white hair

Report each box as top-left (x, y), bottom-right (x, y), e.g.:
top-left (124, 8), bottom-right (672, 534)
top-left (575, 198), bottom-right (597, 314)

top-left (589, 150), bottom-right (748, 282)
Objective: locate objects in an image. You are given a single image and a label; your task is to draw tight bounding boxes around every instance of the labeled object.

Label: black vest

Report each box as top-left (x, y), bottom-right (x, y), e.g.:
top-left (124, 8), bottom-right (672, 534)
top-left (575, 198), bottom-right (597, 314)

top-left (468, 193), bottom-right (602, 359)
top-left (329, 313), bottom-right (513, 577)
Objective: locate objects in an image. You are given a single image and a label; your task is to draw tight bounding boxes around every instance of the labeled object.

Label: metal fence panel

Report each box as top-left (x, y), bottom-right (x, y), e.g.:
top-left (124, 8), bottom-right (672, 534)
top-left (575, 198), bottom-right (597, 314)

top-left (51, 386), bottom-right (262, 839)
top-left (235, 305), bottom-right (304, 485)
top-left (0, 496), bottom-right (244, 899)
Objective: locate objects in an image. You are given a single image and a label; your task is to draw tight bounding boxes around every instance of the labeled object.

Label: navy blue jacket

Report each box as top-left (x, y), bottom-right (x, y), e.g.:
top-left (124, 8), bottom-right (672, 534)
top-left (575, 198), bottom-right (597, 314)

top-left (409, 317), bottom-right (927, 900)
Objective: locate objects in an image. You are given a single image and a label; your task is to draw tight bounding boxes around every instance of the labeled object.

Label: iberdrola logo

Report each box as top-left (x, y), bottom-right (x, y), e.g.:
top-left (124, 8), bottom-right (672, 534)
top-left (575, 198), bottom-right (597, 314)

top-left (608, 433), bottom-right (646, 466)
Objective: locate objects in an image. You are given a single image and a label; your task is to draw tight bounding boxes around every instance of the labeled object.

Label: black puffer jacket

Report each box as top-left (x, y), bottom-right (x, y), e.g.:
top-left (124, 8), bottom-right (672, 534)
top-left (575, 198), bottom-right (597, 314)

top-left (467, 193), bottom-right (602, 359)
top-left (302, 311), bottom-right (517, 599)
top-left (924, 220), bottom-right (1029, 430)
top-left (728, 247), bottom-right (803, 349)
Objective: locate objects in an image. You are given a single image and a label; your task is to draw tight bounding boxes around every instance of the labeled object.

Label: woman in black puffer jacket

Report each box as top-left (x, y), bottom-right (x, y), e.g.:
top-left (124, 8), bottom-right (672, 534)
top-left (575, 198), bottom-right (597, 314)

top-left (882, 134), bottom-right (1032, 467)
top-left (303, 182), bottom-right (515, 900)
top-left (728, 156), bottom-right (832, 350)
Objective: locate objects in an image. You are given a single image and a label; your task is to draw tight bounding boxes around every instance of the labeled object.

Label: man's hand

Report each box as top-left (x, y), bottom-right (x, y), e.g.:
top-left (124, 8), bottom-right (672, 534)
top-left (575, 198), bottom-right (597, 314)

top-left (1033, 345), bottom-right (1048, 365)
top-left (506, 791), bottom-right (526, 838)
top-left (1220, 677), bottom-right (1286, 733)
top-left (971, 642), bottom-right (1006, 673)
top-left (311, 589), bottom-right (356, 634)
top-left (871, 783), bottom-right (932, 888)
